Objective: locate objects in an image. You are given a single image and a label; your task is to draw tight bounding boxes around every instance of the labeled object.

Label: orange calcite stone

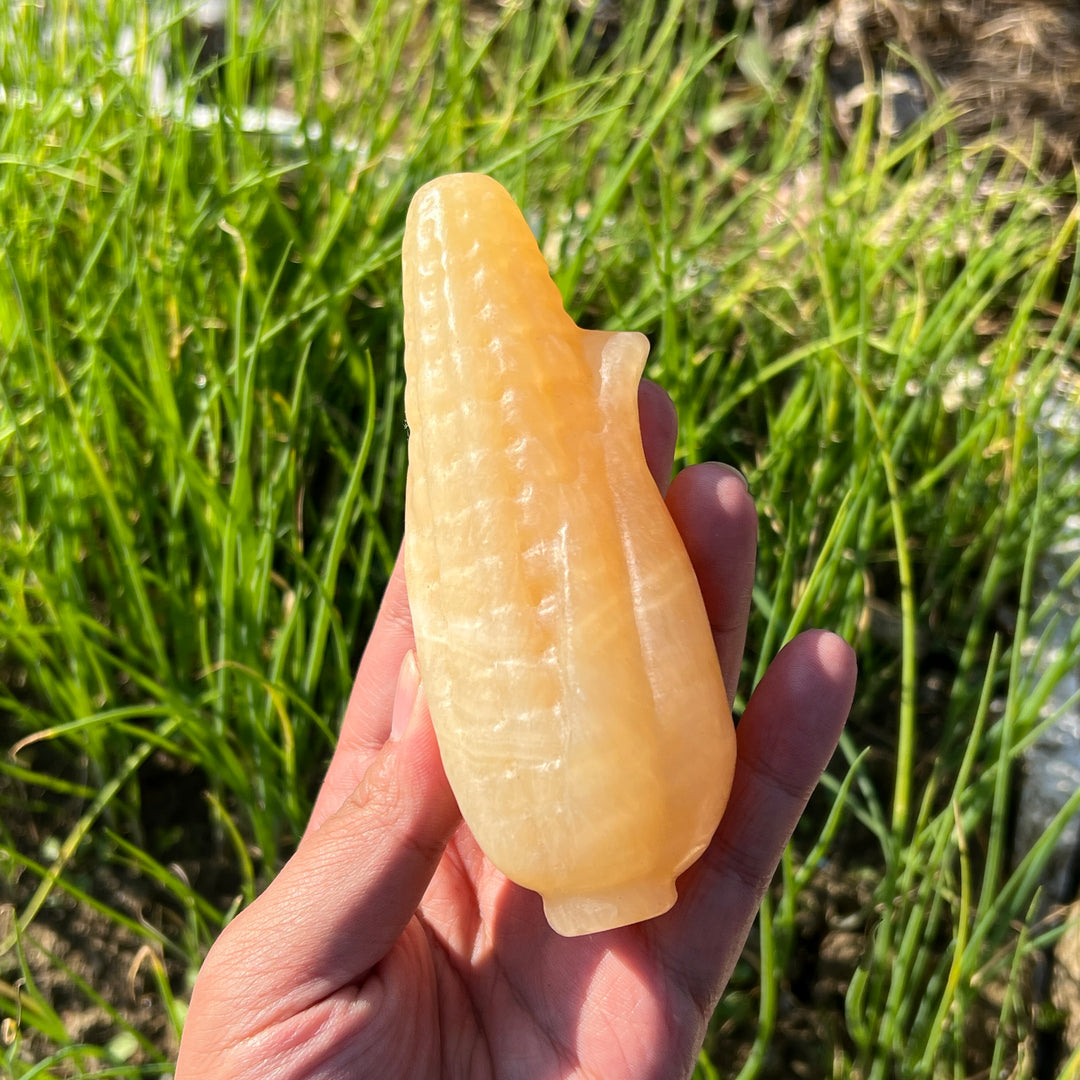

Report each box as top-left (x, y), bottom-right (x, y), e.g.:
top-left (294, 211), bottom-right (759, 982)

top-left (402, 173), bottom-right (736, 936)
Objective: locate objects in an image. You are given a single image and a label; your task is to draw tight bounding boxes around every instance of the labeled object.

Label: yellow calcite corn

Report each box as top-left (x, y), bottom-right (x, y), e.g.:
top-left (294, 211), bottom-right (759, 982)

top-left (402, 173), bottom-right (736, 936)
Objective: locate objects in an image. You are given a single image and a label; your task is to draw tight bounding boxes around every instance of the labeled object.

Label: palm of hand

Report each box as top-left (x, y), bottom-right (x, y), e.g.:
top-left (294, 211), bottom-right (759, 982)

top-left (175, 385), bottom-right (855, 1080)
top-left (400, 825), bottom-right (702, 1080)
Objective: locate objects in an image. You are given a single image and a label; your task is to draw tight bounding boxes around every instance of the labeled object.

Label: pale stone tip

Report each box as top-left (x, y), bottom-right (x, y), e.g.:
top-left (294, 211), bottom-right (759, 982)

top-left (542, 879), bottom-right (678, 937)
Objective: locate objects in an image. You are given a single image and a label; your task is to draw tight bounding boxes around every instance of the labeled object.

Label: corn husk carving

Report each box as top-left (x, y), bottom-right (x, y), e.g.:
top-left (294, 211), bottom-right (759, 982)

top-left (403, 173), bottom-right (736, 936)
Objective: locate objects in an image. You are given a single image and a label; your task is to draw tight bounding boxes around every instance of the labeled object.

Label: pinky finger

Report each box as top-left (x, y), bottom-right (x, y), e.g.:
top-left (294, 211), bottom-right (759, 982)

top-left (659, 630), bottom-right (856, 1007)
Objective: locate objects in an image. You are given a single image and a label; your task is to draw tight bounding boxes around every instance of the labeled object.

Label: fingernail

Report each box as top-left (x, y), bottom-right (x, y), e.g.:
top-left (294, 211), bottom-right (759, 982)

top-left (390, 651), bottom-right (421, 741)
top-left (713, 461), bottom-right (749, 491)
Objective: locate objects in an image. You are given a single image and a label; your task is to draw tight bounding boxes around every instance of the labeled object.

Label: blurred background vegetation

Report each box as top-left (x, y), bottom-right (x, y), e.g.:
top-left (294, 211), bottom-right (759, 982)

top-left (2, 1), bottom-right (1079, 1076)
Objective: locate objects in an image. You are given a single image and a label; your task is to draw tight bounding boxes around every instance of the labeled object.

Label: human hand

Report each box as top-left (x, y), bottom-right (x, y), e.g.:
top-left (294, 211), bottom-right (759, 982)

top-left (175, 380), bottom-right (857, 1080)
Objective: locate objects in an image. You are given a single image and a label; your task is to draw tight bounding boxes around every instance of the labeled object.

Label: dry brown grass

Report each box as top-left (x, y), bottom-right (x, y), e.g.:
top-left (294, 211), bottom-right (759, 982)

top-left (767, 0), bottom-right (1080, 170)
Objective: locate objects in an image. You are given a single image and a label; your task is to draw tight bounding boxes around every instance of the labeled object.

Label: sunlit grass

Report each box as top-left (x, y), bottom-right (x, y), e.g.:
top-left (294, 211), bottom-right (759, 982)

top-left (2, 1), bottom-right (1079, 1075)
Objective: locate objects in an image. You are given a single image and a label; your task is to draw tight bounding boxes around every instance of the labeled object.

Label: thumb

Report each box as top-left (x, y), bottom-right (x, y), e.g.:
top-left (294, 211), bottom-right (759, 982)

top-left (209, 653), bottom-right (461, 1012)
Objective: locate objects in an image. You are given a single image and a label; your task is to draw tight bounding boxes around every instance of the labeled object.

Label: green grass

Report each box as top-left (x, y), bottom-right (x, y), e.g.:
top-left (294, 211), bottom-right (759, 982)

top-left (2, 0), bottom-right (1079, 1075)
